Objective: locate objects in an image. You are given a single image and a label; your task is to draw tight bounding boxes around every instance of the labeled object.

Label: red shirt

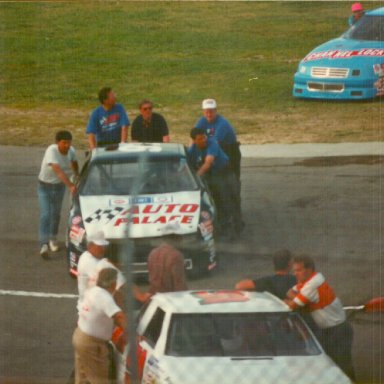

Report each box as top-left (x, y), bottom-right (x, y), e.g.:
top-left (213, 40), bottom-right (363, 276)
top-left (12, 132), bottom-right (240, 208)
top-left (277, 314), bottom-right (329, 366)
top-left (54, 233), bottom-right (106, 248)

top-left (147, 243), bottom-right (187, 294)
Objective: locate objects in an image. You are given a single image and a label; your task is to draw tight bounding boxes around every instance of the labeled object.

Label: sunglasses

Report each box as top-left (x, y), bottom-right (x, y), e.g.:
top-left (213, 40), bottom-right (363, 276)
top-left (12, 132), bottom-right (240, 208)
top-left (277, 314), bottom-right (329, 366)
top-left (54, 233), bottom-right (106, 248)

top-left (141, 106), bottom-right (153, 111)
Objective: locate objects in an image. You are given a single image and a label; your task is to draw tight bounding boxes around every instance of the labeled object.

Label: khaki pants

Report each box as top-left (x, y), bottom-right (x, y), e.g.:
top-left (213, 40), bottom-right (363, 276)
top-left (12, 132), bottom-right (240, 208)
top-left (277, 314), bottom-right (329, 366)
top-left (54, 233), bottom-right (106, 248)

top-left (72, 327), bottom-right (111, 384)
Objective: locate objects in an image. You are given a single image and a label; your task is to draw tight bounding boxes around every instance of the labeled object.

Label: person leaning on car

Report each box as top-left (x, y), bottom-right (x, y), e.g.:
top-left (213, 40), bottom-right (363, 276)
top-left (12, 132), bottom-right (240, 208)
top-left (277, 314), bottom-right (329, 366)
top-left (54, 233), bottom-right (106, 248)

top-left (349, 2), bottom-right (365, 26)
top-left (188, 127), bottom-right (242, 237)
top-left (86, 87), bottom-right (130, 149)
top-left (284, 255), bottom-right (355, 380)
top-left (73, 268), bottom-right (127, 384)
top-left (195, 99), bottom-right (244, 233)
top-left (131, 99), bottom-right (170, 143)
top-left (38, 130), bottom-right (79, 259)
top-left (235, 249), bottom-right (296, 300)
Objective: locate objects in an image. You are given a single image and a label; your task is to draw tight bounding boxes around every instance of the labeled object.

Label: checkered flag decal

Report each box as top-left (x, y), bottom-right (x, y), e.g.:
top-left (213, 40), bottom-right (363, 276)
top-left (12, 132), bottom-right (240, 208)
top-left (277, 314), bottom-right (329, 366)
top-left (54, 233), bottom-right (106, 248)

top-left (84, 207), bottom-right (124, 223)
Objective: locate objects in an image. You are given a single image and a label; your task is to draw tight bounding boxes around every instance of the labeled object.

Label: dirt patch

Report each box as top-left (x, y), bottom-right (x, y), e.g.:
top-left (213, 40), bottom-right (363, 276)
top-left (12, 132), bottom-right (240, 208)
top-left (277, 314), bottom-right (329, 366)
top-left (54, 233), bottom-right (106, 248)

top-left (0, 105), bottom-right (383, 148)
top-left (295, 155), bottom-right (384, 167)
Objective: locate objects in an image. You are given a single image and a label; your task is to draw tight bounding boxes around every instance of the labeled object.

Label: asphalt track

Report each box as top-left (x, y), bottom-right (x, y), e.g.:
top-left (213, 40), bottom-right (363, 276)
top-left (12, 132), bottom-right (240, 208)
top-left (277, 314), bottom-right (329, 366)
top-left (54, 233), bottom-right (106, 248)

top-left (0, 145), bottom-right (383, 383)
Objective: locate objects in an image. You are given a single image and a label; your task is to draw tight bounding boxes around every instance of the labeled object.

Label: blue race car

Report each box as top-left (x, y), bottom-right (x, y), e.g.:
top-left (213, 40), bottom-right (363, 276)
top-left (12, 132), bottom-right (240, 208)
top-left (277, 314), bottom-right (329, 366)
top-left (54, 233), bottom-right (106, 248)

top-left (293, 7), bottom-right (384, 100)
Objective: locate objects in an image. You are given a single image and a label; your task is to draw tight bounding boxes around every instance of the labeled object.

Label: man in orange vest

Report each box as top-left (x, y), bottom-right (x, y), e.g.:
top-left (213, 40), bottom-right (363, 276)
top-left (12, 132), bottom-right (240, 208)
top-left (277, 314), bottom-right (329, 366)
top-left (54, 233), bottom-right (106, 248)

top-left (285, 255), bottom-right (355, 380)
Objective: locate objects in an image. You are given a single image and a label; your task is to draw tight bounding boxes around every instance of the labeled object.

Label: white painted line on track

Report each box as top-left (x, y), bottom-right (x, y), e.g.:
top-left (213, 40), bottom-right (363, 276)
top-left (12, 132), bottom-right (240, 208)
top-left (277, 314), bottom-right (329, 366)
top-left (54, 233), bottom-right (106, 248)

top-left (0, 289), bottom-right (78, 299)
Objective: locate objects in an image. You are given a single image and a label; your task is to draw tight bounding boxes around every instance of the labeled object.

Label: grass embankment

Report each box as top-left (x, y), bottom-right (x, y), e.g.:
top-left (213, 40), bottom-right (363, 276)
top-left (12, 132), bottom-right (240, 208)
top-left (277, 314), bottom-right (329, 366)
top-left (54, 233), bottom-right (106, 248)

top-left (0, 1), bottom-right (382, 148)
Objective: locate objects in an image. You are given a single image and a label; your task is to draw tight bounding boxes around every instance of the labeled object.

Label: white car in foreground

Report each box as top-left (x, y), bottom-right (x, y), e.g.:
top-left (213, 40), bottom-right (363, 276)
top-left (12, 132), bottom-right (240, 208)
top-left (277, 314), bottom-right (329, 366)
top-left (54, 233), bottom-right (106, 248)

top-left (133, 290), bottom-right (351, 384)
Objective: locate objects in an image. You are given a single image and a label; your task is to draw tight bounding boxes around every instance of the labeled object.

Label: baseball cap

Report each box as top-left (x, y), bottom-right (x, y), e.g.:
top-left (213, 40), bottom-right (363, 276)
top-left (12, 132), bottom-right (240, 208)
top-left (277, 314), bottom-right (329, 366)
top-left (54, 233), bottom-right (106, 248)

top-left (87, 231), bottom-right (109, 246)
top-left (351, 2), bottom-right (363, 12)
top-left (202, 99), bottom-right (217, 110)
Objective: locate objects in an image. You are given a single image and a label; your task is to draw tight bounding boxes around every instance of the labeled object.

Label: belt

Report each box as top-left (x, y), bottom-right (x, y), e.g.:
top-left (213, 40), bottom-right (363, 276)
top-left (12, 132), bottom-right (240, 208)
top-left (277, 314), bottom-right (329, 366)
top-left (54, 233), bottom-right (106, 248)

top-left (76, 327), bottom-right (109, 345)
top-left (38, 180), bottom-right (63, 187)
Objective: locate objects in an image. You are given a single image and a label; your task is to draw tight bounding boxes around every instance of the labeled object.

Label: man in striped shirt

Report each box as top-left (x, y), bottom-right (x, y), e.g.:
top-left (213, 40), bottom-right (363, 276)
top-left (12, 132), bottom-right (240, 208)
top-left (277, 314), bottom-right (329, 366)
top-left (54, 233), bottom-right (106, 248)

top-left (285, 255), bottom-right (355, 380)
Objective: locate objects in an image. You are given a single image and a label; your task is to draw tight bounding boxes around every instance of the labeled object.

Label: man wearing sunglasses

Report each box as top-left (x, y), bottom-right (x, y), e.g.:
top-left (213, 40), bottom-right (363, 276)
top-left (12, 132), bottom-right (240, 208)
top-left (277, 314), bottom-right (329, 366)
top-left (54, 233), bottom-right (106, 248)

top-left (131, 99), bottom-right (170, 143)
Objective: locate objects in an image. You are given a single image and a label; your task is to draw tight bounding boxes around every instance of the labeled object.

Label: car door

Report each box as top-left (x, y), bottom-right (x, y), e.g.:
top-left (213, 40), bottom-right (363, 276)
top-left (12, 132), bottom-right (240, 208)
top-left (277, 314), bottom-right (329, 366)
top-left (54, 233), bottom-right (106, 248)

top-left (137, 305), bottom-right (167, 382)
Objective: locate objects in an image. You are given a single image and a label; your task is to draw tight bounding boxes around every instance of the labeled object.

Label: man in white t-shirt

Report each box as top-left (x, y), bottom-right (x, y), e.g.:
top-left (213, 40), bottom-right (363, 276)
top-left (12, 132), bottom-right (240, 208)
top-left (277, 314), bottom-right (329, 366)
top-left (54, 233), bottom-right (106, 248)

top-left (38, 130), bottom-right (79, 259)
top-left (77, 232), bottom-right (110, 306)
top-left (78, 231), bottom-right (150, 313)
top-left (73, 268), bottom-right (127, 384)
top-left (77, 231), bottom-right (127, 309)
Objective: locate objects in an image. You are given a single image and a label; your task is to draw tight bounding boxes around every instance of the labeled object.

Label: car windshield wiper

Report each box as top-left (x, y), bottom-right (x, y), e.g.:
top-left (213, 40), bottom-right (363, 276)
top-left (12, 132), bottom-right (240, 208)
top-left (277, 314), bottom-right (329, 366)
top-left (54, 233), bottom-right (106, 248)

top-left (230, 357), bottom-right (274, 361)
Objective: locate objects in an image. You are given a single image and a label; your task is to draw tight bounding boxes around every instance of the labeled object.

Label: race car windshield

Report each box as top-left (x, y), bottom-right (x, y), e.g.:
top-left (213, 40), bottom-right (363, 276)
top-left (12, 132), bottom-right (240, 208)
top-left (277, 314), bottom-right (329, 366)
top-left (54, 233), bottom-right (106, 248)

top-left (344, 15), bottom-right (384, 41)
top-left (166, 312), bottom-right (320, 357)
top-left (80, 157), bottom-right (199, 195)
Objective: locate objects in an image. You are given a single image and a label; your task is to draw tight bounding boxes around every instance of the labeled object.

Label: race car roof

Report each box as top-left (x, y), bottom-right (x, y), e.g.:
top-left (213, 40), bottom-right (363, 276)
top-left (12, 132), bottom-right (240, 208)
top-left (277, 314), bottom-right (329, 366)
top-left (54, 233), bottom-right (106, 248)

top-left (152, 290), bottom-right (290, 314)
top-left (91, 143), bottom-right (186, 162)
top-left (367, 7), bottom-right (384, 16)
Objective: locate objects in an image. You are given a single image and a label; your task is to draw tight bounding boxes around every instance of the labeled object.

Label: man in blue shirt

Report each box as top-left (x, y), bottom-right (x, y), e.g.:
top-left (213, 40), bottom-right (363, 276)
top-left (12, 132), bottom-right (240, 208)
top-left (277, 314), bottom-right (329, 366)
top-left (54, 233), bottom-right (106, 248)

top-left (86, 87), bottom-right (130, 149)
top-left (195, 99), bottom-right (241, 180)
top-left (188, 128), bottom-right (242, 238)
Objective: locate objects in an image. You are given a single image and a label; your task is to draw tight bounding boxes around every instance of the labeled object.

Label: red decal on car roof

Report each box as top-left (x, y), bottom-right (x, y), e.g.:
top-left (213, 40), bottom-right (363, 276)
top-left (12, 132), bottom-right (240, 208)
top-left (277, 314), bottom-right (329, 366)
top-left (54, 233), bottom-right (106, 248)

top-left (192, 290), bottom-right (249, 305)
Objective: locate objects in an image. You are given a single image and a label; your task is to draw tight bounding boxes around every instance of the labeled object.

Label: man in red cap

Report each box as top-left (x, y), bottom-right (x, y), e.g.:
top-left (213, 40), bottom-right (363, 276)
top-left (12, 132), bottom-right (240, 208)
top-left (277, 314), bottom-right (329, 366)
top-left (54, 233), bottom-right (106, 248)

top-left (349, 3), bottom-right (365, 26)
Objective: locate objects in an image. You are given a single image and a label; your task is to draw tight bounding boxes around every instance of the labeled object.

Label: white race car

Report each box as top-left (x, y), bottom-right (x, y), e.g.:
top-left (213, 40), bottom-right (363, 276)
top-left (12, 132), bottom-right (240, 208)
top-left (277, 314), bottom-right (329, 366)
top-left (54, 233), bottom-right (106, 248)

top-left (133, 290), bottom-right (352, 384)
top-left (67, 143), bottom-right (217, 278)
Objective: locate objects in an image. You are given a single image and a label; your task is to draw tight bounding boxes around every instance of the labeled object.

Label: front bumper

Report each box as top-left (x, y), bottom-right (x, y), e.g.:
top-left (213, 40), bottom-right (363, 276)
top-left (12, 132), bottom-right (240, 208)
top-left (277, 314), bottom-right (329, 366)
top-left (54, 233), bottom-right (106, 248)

top-left (293, 73), bottom-right (379, 100)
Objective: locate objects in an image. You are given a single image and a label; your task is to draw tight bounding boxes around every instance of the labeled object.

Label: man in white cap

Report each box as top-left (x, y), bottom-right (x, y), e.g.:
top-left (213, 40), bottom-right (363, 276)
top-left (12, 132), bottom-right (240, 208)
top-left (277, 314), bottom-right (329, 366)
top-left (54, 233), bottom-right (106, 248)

top-left (195, 99), bottom-right (244, 234)
top-left (77, 231), bottom-right (112, 307)
top-left (195, 99), bottom-right (241, 181)
top-left (77, 231), bottom-right (149, 310)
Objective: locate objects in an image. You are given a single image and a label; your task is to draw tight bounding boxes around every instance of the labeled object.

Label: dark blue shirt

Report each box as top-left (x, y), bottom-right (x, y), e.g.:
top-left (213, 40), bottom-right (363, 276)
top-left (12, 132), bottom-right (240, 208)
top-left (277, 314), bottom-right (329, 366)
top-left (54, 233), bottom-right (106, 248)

top-left (195, 114), bottom-right (237, 145)
top-left (131, 112), bottom-right (169, 143)
top-left (188, 138), bottom-right (229, 174)
top-left (253, 274), bottom-right (296, 300)
top-left (86, 104), bottom-right (130, 144)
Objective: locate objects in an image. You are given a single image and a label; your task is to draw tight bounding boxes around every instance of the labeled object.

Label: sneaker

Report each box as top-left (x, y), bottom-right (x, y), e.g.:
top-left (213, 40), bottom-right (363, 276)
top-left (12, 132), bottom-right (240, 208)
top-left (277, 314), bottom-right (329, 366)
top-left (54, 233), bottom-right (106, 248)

top-left (49, 240), bottom-right (59, 252)
top-left (40, 244), bottom-right (49, 259)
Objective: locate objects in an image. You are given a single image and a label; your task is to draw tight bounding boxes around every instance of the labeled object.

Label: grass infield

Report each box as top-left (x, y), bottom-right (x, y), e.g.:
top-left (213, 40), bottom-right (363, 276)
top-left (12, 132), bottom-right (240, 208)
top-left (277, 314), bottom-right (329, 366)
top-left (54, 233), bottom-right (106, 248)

top-left (0, 1), bottom-right (382, 148)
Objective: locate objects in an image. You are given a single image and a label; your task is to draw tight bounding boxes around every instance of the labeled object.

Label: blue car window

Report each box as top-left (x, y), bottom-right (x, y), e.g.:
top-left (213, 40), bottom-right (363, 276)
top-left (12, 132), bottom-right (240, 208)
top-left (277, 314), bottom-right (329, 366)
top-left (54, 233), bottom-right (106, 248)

top-left (346, 15), bottom-right (384, 41)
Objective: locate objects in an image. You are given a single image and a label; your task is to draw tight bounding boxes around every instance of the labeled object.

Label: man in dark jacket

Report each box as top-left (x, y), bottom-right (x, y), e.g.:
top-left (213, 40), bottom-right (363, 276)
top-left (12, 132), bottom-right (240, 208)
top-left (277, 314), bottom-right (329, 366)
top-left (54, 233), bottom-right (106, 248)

top-left (131, 99), bottom-right (170, 143)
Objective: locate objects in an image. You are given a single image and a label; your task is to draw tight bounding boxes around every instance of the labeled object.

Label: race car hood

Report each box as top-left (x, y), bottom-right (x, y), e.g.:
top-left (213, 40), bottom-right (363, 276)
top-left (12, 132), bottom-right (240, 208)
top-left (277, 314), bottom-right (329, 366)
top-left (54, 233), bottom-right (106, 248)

top-left (155, 355), bottom-right (351, 384)
top-left (301, 37), bottom-right (384, 67)
top-left (79, 191), bottom-right (201, 239)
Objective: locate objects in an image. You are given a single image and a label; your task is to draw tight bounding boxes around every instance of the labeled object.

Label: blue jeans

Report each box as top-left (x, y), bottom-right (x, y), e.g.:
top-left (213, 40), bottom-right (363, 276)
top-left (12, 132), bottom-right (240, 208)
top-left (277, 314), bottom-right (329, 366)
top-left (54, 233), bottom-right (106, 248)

top-left (37, 182), bottom-right (66, 246)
